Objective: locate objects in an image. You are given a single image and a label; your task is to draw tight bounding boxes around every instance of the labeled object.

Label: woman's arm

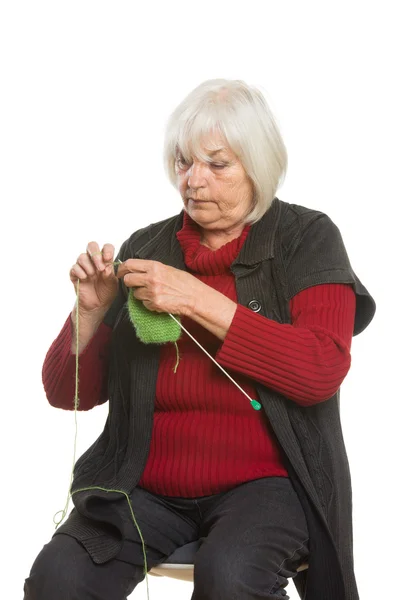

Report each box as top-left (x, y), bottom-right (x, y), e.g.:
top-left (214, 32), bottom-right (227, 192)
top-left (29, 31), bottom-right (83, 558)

top-left (42, 314), bottom-right (113, 410)
top-left (70, 304), bottom-right (110, 354)
top-left (190, 283), bottom-right (356, 406)
top-left (43, 239), bottom-right (123, 410)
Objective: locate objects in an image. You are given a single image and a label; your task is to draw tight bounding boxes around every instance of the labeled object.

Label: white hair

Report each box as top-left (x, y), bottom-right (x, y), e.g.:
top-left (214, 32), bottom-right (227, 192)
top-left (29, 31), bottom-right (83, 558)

top-left (163, 78), bottom-right (288, 224)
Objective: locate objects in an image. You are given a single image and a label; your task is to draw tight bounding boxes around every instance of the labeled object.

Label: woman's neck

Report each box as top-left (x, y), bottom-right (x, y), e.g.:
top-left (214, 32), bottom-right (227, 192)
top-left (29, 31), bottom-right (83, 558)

top-left (200, 227), bottom-right (246, 251)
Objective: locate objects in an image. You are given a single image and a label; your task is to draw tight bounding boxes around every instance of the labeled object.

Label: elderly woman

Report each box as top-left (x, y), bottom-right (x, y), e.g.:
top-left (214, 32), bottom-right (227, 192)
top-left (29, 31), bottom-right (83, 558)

top-left (24, 79), bottom-right (375, 600)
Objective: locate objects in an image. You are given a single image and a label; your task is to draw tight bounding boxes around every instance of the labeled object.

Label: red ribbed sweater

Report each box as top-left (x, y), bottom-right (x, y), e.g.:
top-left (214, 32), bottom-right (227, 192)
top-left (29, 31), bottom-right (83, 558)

top-left (43, 210), bottom-right (356, 497)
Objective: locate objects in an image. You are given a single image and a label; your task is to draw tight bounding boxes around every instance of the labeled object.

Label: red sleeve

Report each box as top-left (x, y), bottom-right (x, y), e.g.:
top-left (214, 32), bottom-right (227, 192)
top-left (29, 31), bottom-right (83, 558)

top-left (215, 283), bottom-right (356, 406)
top-left (42, 314), bottom-right (113, 410)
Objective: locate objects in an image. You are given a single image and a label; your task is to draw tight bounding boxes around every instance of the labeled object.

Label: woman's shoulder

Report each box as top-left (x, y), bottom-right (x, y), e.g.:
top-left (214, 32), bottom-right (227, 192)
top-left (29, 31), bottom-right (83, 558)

top-left (277, 198), bottom-right (339, 253)
top-left (276, 199), bottom-right (376, 334)
top-left (278, 198), bottom-right (333, 228)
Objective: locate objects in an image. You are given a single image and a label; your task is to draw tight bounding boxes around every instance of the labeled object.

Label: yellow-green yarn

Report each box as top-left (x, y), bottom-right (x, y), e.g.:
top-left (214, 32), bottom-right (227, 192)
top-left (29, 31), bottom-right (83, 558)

top-left (53, 279), bottom-right (81, 529)
top-left (172, 341), bottom-right (180, 373)
top-left (71, 486), bottom-right (150, 598)
top-left (53, 279), bottom-right (151, 600)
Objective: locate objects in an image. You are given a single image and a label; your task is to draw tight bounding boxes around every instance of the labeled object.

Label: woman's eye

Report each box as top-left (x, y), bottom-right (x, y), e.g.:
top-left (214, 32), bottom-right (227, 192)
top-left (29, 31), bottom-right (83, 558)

top-left (177, 158), bottom-right (191, 169)
top-left (210, 163), bottom-right (226, 169)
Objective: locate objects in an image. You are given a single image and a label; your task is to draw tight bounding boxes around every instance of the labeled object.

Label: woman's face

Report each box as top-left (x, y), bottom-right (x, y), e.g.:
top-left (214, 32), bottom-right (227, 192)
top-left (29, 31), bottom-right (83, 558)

top-left (175, 132), bottom-right (254, 232)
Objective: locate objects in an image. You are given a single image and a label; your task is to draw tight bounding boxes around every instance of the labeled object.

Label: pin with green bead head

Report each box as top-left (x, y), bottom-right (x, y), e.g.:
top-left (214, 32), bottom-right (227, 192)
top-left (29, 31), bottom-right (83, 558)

top-left (125, 282), bottom-right (264, 408)
top-left (250, 399), bottom-right (262, 410)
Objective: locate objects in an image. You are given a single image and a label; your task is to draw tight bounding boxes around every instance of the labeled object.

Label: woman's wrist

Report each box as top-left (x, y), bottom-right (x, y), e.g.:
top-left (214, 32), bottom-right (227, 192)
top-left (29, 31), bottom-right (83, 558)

top-left (188, 285), bottom-right (237, 341)
top-left (71, 304), bottom-right (110, 326)
top-left (71, 305), bottom-right (110, 354)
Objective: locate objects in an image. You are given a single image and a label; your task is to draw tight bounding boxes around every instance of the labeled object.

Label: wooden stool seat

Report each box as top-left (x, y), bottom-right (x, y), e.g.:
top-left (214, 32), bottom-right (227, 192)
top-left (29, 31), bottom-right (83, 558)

top-left (148, 540), bottom-right (308, 583)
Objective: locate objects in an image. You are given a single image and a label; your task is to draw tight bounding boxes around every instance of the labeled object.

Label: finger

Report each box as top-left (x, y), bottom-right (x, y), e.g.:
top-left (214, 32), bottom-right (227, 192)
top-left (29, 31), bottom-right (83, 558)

top-left (130, 287), bottom-right (147, 301)
top-left (86, 241), bottom-right (105, 272)
top-left (76, 252), bottom-right (96, 277)
top-left (101, 243), bottom-right (115, 264)
top-left (122, 273), bottom-right (146, 289)
top-left (86, 241), bottom-right (101, 257)
top-left (70, 264), bottom-right (89, 282)
top-left (117, 259), bottom-right (148, 279)
top-left (116, 263), bottom-right (125, 279)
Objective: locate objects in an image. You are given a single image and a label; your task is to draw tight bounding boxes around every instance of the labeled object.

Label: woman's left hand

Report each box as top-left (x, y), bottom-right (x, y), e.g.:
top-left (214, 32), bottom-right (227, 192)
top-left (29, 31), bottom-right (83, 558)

top-left (117, 259), bottom-right (201, 317)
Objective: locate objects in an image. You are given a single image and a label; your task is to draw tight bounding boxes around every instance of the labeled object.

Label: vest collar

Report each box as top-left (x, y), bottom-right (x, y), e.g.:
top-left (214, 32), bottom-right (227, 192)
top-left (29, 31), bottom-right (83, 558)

top-left (134, 196), bottom-right (282, 269)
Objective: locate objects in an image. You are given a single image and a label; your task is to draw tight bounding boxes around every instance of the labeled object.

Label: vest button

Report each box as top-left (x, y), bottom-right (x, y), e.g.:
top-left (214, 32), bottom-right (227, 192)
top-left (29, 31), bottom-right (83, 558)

top-left (247, 300), bottom-right (262, 312)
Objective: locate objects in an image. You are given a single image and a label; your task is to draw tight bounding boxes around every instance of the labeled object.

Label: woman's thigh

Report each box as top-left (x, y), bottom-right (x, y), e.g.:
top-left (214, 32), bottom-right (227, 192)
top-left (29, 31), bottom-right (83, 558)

top-left (23, 534), bottom-right (144, 600)
top-left (24, 486), bottom-right (200, 600)
top-left (193, 477), bottom-right (309, 600)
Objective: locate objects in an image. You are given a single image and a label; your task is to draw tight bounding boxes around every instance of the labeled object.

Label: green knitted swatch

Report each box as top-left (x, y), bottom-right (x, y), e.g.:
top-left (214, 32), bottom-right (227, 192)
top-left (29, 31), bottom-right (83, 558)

top-left (127, 289), bottom-right (182, 344)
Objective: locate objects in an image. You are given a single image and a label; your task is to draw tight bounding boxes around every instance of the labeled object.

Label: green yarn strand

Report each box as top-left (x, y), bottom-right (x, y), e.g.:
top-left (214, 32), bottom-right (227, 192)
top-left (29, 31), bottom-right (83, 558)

top-left (173, 341), bottom-right (180, 373)
top-left (53, 280), bottom-right (151, 600)
top-left (71, 486), bottom-right (150, 599)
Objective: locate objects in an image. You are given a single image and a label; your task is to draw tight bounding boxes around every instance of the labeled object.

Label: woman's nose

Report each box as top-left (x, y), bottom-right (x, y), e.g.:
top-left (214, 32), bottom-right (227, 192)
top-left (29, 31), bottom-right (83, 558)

top-left (187, 162), bottom-right (207, 188)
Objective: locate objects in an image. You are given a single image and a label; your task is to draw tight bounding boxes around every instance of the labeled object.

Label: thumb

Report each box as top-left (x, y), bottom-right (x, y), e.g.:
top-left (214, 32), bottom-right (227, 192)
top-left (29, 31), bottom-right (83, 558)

top-left (101, 243), bottom-right (115, 264)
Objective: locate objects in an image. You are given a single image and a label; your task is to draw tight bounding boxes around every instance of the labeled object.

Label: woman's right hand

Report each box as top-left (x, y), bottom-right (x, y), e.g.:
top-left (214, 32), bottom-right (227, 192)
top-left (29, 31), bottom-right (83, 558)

top-left (69, 242), bottom-right (119, 315)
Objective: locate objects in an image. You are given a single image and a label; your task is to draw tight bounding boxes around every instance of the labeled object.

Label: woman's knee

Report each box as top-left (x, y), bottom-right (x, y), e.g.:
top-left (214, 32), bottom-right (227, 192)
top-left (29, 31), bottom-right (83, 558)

top-left (193, 544), bottom-right (292, 600)
top-left (23, 534), bottom-right (90, 600)
top-left (194, 545), bottom-right (253, 599)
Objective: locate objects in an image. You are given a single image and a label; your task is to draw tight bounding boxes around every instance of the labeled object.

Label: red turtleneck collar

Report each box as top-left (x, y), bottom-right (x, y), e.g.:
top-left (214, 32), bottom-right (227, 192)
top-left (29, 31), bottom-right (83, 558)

top-left (176, 209), bottom-right (251, 275)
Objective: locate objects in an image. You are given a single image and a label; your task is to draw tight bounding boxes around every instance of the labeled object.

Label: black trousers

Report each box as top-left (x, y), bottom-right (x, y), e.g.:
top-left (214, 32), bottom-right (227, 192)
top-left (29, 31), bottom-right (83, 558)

top-left (24, 477), bottom-right (309, 600)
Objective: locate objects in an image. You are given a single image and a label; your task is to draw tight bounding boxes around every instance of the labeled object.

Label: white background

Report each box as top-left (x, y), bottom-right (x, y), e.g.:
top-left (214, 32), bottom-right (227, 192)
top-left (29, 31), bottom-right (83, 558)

top-left (1, 2), bottom-right (398, 598)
